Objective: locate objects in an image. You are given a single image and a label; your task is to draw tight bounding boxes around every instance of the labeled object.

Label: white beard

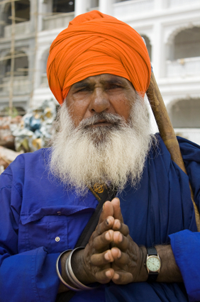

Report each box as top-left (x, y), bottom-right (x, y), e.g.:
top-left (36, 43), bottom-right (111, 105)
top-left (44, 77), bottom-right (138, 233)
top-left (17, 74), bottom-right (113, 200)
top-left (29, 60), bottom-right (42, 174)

top-left (49, 95), bottom-right (154, 196)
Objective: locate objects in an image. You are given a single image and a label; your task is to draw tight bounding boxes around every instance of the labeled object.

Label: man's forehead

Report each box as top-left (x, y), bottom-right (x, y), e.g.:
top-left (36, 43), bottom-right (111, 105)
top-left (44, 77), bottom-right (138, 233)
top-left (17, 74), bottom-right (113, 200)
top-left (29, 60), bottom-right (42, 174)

top-left (72, 74), bottom-right (130, 88)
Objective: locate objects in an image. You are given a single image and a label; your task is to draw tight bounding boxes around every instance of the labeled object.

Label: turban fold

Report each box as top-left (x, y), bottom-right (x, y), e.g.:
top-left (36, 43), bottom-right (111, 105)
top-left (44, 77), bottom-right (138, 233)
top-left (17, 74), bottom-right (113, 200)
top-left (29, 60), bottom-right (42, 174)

top-left (47, 10), bottom-right (151, 105)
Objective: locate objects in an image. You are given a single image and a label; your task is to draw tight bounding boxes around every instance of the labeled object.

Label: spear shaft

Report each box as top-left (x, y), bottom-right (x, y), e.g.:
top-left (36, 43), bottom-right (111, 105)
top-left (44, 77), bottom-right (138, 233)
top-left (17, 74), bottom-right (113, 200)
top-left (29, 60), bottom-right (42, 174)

top-left (146, 72), bottom-right (200, 231)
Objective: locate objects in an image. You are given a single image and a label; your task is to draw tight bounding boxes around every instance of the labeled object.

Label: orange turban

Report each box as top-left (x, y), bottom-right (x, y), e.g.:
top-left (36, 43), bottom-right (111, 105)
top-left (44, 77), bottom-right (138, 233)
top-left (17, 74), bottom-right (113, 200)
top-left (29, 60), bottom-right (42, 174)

top-left (47, 10), bottom-right (151, 105)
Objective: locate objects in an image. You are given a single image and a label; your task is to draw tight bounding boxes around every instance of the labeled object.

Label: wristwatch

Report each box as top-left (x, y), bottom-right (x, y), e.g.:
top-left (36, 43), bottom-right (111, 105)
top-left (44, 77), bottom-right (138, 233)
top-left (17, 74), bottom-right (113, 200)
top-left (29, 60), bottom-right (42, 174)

top-left (146, 247), bottom-right (161, 282)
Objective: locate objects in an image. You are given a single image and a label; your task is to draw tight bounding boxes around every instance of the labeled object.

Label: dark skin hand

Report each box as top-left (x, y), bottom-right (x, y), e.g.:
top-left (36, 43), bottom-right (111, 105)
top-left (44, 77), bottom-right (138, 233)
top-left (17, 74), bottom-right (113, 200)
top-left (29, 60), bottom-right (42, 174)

top-left (58, 198), bottom-right (182, 293)
top-left (78, 198), bottom-right (148, 285)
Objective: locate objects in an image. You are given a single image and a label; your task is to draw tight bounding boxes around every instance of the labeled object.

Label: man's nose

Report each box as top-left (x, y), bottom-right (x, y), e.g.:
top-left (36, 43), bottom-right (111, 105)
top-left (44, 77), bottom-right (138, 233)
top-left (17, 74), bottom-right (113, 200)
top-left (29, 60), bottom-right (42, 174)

top-left (89, 88), bottom-right (110, 113)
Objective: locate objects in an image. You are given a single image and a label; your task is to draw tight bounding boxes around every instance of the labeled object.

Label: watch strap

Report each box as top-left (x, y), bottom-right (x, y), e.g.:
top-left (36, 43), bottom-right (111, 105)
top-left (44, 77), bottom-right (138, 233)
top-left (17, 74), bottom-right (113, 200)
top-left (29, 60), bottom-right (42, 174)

top-left (147, 247), bottom-right (157, 256)
top-left (147, 271), bottom-right (158, 282)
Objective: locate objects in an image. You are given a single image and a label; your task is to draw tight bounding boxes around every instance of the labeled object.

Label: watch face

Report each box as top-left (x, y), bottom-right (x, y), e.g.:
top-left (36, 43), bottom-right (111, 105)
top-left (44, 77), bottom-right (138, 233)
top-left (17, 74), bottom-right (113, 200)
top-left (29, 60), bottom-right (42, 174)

top-left (146, 256), bottom-right (161, 272)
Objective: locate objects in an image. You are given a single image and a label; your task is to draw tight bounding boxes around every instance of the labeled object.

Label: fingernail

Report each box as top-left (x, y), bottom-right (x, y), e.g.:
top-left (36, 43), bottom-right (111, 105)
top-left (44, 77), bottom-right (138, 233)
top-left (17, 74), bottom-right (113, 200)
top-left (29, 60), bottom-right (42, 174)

top-left (104, 252), bottom-right (110, 261)
top-left (105, 270), bottom-right (111, 278)
top-left (119, 233), bottom-right (123, 242)
top-left (114, 273), bottom-right (119, 280)
top-left (105, 232), bottom-right (111, 240)
top-left (118, 250), bottom-right (121, 258)
top-left (114, 232), bottom-right (122, 242)
top-left (106, 217), bottom-right (111, 225)
top-left (115, 219), bottom-right (121, 229)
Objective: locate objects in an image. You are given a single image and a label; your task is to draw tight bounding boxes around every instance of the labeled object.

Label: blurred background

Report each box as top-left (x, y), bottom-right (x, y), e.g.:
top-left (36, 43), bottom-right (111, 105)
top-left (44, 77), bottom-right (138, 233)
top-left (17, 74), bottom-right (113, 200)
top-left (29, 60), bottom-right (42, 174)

top-left (0, 0), bottom-right (199, 161)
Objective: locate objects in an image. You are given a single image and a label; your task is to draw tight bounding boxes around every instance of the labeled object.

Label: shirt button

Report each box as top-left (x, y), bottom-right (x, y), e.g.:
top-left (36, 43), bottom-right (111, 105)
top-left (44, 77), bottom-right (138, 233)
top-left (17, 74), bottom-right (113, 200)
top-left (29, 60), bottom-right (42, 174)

top-left (55, 236), bottom-right (60, 242)
top-left (57, 211), bottom-right (62, 215)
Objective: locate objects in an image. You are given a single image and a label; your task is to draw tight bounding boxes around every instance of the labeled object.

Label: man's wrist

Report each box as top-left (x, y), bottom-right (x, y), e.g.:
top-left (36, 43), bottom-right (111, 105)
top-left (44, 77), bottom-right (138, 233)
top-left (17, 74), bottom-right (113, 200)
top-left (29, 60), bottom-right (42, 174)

top-left (155, 245), bottom-right (183, 283)
top-left (58, 251), bottom-right (71, 293)
top-left (58, 248), bottom-right (97, 293)
top-left (138, 246), bottom-right (148, 282)
top-left (71, 248), bottom-right (95, 284)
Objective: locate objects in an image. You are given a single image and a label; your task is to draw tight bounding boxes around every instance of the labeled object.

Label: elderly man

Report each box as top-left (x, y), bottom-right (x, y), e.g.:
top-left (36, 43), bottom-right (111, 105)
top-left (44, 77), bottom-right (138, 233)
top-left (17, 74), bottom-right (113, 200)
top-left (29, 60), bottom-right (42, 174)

top-left (0, 10), bottom-right (200, 302)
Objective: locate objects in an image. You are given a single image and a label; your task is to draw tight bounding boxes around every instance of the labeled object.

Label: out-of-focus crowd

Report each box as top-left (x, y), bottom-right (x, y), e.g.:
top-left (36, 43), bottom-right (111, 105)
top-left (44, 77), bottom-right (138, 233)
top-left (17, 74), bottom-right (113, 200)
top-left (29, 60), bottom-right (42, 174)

top-left (0, 99), bottom-right (57, 174)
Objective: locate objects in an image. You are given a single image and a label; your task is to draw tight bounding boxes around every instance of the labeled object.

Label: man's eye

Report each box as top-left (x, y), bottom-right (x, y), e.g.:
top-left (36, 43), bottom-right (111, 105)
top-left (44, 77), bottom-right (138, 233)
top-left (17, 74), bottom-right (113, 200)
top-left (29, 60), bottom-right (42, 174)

top-left (76, 87), bottom-right (90, 93)
top-left (107, 84), bottom-right (122, 90)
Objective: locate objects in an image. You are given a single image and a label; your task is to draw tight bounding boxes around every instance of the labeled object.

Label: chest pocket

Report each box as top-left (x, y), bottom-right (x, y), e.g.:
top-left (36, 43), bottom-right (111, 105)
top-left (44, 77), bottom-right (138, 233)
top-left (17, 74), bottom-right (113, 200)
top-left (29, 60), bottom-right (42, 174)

top-left (18, 206), bottom-right (95, 253)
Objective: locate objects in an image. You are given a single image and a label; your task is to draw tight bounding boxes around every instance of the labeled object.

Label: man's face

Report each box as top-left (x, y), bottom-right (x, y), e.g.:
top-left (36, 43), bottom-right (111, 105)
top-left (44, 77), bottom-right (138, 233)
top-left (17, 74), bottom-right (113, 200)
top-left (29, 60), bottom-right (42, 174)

top-left (65, 74), bottom-right (136, 128)
top-left (50, 78), bottom-right (152, 194)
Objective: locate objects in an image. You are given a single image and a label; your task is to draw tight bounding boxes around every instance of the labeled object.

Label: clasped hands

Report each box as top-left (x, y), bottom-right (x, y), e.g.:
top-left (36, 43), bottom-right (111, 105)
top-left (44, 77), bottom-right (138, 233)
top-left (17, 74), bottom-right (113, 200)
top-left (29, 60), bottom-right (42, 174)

top-left (74, 198), bottom-right (148, 286)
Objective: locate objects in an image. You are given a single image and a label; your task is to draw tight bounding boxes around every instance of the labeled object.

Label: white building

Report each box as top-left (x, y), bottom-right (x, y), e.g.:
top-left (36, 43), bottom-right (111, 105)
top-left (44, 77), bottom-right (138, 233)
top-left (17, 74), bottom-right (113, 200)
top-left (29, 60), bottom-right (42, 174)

top-left (0, 0), bottom-right (200, 143)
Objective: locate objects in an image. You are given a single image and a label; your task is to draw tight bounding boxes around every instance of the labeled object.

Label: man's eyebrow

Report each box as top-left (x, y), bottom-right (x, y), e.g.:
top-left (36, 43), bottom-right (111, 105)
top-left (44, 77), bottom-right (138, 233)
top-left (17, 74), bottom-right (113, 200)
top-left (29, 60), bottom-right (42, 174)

top-left (104, 77), bottom-right (135, 90)
top-left (73, 80), bottom-right (91, 89)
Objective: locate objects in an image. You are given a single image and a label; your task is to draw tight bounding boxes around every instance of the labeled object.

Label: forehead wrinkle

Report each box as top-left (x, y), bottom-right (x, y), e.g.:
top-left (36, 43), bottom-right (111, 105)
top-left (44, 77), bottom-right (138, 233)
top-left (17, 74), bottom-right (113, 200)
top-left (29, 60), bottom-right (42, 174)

top-left (99, 77), bottom-right (125, 86)
top-left (72, 74), bottom-right (128, 88)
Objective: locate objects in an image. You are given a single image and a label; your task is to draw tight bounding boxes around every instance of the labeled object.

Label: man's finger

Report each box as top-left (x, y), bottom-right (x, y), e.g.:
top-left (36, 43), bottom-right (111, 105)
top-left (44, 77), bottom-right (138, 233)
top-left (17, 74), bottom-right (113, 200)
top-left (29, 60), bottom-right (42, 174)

top-left (94, 268), bottom-right (115, 284)
top-left (92, 228), bottom-right (115, 250)
top-left (92, 227), bottom-right (127, 252)
top-left (111, 198), bottom-right (124, 222)
top-left (111, 233), bottom-right (130, 251)
top-left (99, 201), bottom-right (114, 223)
top-left (112, 271), bottom-right (133, 285)
top-left (91, 250), bottom-right (115, 266)
top-left (111, 248), bottom-right (130, 266)
top-left (94, 216), bottom-right (114, 239)
top-left (112, 220), bottom-right (129, 236)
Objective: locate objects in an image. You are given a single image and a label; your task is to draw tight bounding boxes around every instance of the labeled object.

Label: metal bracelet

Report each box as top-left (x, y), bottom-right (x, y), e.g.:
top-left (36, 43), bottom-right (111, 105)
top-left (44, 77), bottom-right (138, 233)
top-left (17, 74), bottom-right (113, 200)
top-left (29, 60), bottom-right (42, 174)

top-left (56, 249), bottom-right (82, 291)
top-left (66, 247), bottom-right (96, 291)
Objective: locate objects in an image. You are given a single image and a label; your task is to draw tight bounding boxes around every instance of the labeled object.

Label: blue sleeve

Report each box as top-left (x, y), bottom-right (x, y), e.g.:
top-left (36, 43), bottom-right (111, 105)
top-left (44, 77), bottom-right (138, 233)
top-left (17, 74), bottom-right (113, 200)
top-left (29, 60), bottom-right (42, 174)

top-left (170, 230), bottom-right (200, 302)
top-left (0, 169), bottom-right (60, 302)
top-left (170, 137), bottom-right (200, 302)
top-left (177, 136), bottom-right (200, 209)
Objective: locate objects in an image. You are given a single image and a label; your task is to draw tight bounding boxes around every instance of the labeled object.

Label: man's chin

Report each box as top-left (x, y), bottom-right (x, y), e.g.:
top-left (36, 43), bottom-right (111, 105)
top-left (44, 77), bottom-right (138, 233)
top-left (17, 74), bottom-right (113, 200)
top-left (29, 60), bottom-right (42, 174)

top-left (85, 124), bottom-right (120, 144)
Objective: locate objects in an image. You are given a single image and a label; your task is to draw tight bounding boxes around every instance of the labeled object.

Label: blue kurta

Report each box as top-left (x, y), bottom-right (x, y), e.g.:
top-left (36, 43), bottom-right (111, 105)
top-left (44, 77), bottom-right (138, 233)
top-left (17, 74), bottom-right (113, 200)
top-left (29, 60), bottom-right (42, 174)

top-left (0, 134), bottom-right (200, 302)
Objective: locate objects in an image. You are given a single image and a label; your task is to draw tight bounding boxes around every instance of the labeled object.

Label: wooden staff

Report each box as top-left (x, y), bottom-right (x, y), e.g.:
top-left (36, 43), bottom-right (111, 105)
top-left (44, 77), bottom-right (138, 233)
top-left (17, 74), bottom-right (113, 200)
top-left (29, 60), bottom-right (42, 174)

top-left (146, 72), bottom-right (200, 232)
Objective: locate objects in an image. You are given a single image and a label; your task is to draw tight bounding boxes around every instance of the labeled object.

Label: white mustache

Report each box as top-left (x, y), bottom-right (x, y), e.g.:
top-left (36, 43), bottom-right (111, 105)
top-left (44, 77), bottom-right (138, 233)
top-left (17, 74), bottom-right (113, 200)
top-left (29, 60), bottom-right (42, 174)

top-left (77, 113), bottom-right (125, 130)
